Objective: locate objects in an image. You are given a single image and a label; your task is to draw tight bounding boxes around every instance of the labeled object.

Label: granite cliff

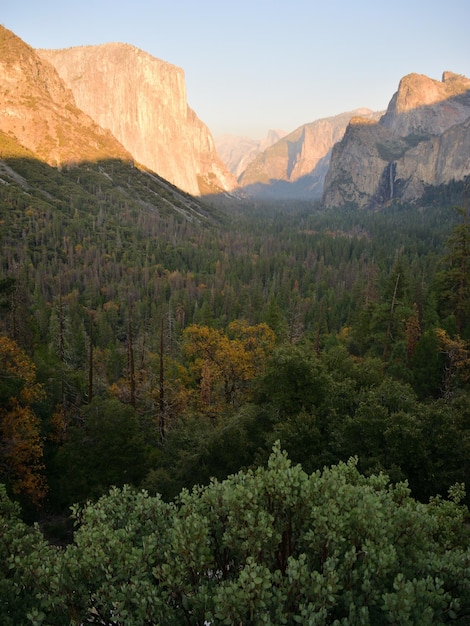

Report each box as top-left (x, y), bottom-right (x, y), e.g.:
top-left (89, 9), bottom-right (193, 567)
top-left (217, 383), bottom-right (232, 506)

top-left (3, 23), bottom-right (467, 207)
top-left (236, 110), bottom-right (381, 199)
top-left (0, 26), bottom-right (131, 164)
top-left (38, 44), bottom-right (236, 196)
top-left (322, 72), bottom-right (470, 209)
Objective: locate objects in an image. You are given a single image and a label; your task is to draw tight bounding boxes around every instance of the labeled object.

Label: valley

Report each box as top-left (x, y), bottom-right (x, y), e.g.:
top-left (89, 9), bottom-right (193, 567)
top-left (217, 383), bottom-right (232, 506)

top-left (1, 23), bottom-right (469, 625)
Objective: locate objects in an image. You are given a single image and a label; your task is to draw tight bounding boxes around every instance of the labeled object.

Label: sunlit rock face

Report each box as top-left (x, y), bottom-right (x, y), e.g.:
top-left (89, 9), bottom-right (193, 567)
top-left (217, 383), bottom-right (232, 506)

top-left (38, 43), bottom-right (236, 195)
top-left (0, 26), bottom-right (130, 164)
top-left (381, 72), bottom-right (470, 136)
top-left (323, 72), bottom-right (470, 209)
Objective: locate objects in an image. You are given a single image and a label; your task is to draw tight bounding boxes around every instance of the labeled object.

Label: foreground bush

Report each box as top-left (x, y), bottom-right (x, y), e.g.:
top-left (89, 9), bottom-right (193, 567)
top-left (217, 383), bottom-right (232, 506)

top-left (1, 444), bottom-right (469, 624)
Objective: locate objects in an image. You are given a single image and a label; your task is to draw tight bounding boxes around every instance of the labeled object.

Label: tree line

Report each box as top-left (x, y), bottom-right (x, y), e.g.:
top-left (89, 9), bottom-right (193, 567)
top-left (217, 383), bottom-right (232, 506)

top-left (1, 156), bottom-right (470, 622)
top-left (0, 159), bottom-right (469, 512)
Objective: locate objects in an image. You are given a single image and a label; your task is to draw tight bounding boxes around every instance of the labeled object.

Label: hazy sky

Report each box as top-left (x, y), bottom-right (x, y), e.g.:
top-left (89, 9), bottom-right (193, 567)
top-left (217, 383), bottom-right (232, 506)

top-left (3, 1), bottom-right (470, 139)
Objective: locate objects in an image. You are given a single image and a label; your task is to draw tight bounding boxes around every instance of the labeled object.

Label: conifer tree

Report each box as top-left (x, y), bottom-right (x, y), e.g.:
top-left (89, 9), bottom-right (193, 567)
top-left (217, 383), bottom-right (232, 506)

top-left (437, 204), bottom-right (470, 337)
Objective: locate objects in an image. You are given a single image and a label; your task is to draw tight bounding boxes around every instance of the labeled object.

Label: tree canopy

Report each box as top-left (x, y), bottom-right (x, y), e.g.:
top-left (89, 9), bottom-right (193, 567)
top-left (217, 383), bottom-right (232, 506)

top-left (1, 157), bottom-right (470, 623)
top-left (1, 445), bottom-right (469, 625)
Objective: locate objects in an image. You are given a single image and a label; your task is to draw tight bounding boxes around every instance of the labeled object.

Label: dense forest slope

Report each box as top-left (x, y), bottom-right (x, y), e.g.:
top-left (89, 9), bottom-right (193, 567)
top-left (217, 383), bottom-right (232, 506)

top-left (0, 24), bottom-right (470, 624)
top-left (1, 133), bottom-right (469, 509)
top-left (0, 21), bottom-right (469, 513)
top-left (1, 103), bottom-right (470, 626)
top-left (1, 166), bottom-right (470, 619)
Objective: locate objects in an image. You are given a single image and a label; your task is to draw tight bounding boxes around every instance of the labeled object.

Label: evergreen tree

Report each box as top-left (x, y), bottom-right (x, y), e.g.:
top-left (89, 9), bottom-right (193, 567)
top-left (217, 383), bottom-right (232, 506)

top-left (437, 206), bottom-right (470, 338)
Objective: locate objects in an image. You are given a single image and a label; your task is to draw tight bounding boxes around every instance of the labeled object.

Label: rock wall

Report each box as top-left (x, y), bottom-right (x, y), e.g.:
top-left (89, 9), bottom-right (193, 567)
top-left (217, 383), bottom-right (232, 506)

top-left (323, 72), bottom-right (470, 209)
top-left (216, 129), bottom-right (286, 179)
top-left (0, 26), bottom-right (130, 165)
top-left (38, 43), bottom-right (236, 196)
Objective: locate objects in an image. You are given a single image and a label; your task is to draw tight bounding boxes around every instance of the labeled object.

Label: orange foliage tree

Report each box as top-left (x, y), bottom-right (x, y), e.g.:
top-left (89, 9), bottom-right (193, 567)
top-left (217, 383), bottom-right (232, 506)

top-left (0, 336), bottom-right (47, 504)
top-left (435, 328), bottom-right (470, 399)
top-left (183, 321), bottom-right (276, 415)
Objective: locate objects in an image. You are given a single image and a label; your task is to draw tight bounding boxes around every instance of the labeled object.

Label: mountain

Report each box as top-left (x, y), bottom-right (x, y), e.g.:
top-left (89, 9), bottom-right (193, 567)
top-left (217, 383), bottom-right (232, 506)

top-left (237, 110), bottom-right (381, 199)
top-left (215, 129), bottom-right (286, 178)
top-left (0, 26), bottom-right (131, 165)
top-left (0, 25), bottom-right (222, 230)
top-left (38, 43), bottom-right (236, 196)
top-left (3, 23), bottom-right (468, 209)
top-left (323, 72), bottom-right (470, 209)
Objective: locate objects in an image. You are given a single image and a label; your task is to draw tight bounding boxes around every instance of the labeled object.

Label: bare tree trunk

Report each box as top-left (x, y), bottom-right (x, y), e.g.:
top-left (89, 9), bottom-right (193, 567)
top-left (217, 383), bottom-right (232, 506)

top-left (159, 318), bottom-right (165, 442)
top-left (128, 315), bottom-right (136, 408)
top-left (383, 274), bottom-right (400, 362)
top-left (88, 317), bottom-right (93, 404)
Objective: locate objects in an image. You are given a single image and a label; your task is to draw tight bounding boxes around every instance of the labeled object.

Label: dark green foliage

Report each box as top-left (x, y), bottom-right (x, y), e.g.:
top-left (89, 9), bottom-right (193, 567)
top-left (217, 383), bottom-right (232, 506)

top-left (1, 448), bottom-right (469, 624)
top-left (410, 329), bottom-right (446, 398)
top-left (255, 344), bottom-right (330, 418)
top-left (0, 276), bottom-right (15, 312)
top-left (0, 158), bottom-right (469, 505)
top-left (0, 484), bottom-right (68, 625)
top-left (436, 206), bottom-right (470, 338)
top-left (54, 398), bottom-right (149, 505)
top-left (1, 158), bottom-right (470, 622)
top-left (250, 343), bottom-right (470, 504)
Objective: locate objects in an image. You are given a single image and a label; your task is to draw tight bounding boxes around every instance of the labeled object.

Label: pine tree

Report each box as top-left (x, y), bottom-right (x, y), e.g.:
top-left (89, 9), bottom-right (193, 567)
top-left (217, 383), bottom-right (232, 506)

top-left (437, 204), bottom-right (470, 337)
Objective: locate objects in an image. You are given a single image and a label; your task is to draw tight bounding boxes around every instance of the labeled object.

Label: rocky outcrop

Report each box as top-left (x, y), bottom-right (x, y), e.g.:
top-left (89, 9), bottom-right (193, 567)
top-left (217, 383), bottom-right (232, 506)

top-left (323, 72), bottom-right (470, 209)
top-left (38, 43), bottom-right (236, 196)
top-left (237, 110), bottom-right (380, 199)
top-left (0, 26), bottom-right (131, 164)
top-left (381, 71), bottom-right (470, 137)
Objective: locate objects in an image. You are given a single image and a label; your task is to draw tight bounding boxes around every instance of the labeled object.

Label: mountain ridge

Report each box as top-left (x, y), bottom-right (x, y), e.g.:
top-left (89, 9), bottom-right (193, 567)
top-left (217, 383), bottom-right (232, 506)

top-left (237, 109), bottom-right (382, 200)
top-left (37, 42), bottom-right (236, 196)
top-left (0, 26), bottom-right (132, 166)
top-left (1, 24), bottom-right (468, 209)
top-left (215, 129), bottom-right (287, 178)
top-left (322, 71), bottom-right (470, 209)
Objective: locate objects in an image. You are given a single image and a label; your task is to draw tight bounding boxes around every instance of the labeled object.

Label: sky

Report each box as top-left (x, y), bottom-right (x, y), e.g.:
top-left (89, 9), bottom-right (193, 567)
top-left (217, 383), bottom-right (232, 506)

top-left (3, 1), bottom-right (470, 139)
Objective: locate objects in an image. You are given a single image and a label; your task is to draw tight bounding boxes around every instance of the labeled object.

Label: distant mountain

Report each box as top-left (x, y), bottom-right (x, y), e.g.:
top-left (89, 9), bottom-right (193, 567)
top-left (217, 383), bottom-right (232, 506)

top-left (323, 72), bottom-right (470, 209)
top-left (38, 43), bottom-right (236, 196)
top-left (3, 23), bottom-right (468, 209)
top-left (237, 110), bottom-right (381, 200)
top-left (215, 129), bottom-right (286, 178)
top-left (0, 26), bottom-right (131, 165)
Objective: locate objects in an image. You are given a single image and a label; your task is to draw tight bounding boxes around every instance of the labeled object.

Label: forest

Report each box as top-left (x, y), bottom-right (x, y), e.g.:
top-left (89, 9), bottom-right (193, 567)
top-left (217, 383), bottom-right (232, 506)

top-left (0, 154), bottom-right (469, 623)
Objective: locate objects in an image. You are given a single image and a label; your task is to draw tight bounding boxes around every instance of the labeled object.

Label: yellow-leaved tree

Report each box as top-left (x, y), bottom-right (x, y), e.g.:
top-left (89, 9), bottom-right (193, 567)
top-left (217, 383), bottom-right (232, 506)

top-left (183, 321), bottom-right (276, 415)
top-left (0, 335), bottom-right (47, 504)
top-left (435, 328), bottom-right (470, 399)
